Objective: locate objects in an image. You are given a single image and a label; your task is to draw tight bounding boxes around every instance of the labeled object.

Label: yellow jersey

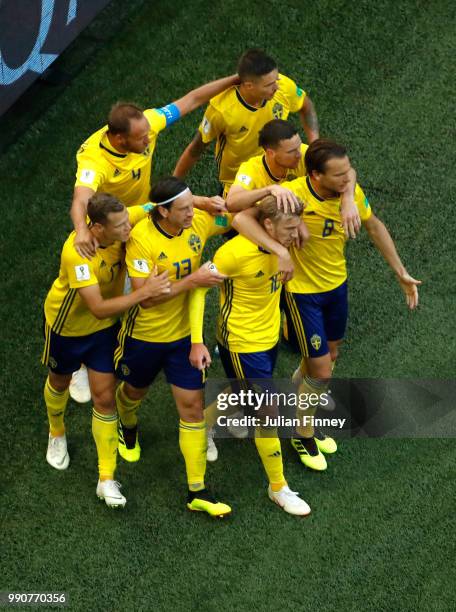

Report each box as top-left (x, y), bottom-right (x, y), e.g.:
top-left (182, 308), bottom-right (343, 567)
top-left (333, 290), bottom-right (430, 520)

top-left (75, 108), bottom-right (168, 206)
top-left (213, 235), bottom-right (281, 352)
top-left (199, 74), bottom-right (306, 190)
top-left (121, 209), bottom-right (231, 343)
top-left (282, 176), bottom-right (372, 293)
top-left (232, 143), bottom-right (308, 193)
top-left (44, 205), bottom-right (150, 336)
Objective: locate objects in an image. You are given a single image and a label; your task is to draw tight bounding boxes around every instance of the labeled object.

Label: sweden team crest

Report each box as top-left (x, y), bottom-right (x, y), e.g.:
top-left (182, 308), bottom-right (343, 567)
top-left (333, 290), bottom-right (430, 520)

top-left (121, 364), bottom-right (130, 376)
top-left (272, 102), bottom-right (284, 119)
top-left (188, 234), bottom-right (202, 254)
top-left (310, 334), bottom-right (322, 350)
top-left (49, 356), bottom-right (57, 369)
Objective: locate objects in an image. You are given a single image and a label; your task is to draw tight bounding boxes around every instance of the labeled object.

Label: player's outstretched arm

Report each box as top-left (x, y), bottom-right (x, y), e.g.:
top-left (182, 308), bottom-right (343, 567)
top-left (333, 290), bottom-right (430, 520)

top-left (298, 96), bottom-right (319, 143)
top-left (232, 208), bottom-right (294, 282)
top-left (172, 74), bottom-right (239, 117)
top-left (189, 287), bottom-right (212, 370)
top-left (364, 213), bottom-right (421, 309)
top-left (227, 184), bottom-right (300, 213)
top-left (340, 168), bottom-right (361, 239)
top-left (78, 269), bottom-right (171, 319)
top-left (173, 131), bottom-right (209, 178)
top-left (71, 186), bottom-right (97, 259)
top-left (193, 194), bottom-right (228, 215)
top-left (133, 262), bottom-right (226, 308)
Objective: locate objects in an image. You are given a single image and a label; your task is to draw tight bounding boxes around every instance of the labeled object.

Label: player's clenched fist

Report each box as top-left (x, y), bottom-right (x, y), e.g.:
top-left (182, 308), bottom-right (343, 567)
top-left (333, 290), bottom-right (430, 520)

top-left (192, 261), bottom-right (226, 287)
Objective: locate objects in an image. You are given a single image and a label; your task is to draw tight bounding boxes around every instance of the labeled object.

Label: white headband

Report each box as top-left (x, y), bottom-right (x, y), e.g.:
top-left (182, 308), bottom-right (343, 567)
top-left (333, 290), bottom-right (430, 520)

top-left (155, 187), bottom-right (190, 206)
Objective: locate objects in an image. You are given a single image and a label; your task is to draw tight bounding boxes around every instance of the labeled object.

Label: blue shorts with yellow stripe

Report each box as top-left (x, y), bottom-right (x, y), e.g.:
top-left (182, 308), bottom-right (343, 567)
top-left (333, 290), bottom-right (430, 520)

top-left (217, 342), bottom-right (278, 380)
top-left (283, 281), bottom-right (348, 358)
top-left (42, 321), bottom-right (119, 375)
top-left (115, 334), bottom-right (204, 390)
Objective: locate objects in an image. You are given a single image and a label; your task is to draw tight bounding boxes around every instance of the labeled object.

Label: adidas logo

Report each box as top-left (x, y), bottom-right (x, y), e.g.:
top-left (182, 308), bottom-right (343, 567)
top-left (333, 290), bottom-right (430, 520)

top-left (239, 126), bottom-right (248, 132)
top-left (158, 252), bottom-right (167, 260)
top-left (255, 270), bottom-right (264, 277)
top-left (268, 451), bottom-right (281, 457)
top-left (114, 168), bottom-right (121, 177)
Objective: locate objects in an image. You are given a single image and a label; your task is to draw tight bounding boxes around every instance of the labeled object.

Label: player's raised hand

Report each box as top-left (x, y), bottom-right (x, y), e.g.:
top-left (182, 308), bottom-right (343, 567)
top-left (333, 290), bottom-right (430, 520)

top-left (189, 343), bottom-right (212, 370)
top-left (340, 201), bottom-right (361, 239)
top-left (194, 195), bottom-right (228, 215)
top-left (269, 185), bottom-right (300, 214)
top-left (277, 247), bottom-right (294, 283)
top-left (397, 271), bottom-right (422, 310)
top-left (75, 226), bottom-right (98, 259)
top-left (142, 267), bottom-right (171, 298)
top-left (293, 220), bottom-right (310, 249)
top-left (192, 261), bottom-right (227, 287)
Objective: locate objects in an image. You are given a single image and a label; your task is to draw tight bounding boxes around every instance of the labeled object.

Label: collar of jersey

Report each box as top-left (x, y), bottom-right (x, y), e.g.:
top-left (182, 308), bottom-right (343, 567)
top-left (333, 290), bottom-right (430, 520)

top-left (99, 135), bottom-right (127, 158)
top-left (306, 176), bottom-right (325, 202)
top-left (262, 156), bottom-right (282, 182)
top-left (153, 218), bottom-right (183, 238)
top-left (235, 88), bottom-right (267, 112)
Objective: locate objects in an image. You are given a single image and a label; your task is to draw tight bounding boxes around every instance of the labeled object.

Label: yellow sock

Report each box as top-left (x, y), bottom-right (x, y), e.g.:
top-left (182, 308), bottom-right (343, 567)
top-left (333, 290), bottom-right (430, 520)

top-left (296, 376), bottom-right (328, 437)
top-left (44, 377), bottom-right (69, 437)
top-left (116, 382), bottom-right (141, 428)
top-left (92, 408), bottom-right (118, 481)
top-left (204, 385), bottom-right (240, 430)
top-left (254, 427), bottom-right (286, 491)
top-left (179, 419), bottom-right (206, 492)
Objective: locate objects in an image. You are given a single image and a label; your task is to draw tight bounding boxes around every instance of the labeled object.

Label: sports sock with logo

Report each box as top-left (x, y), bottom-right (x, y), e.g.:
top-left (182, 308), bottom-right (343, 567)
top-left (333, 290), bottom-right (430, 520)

top-left (179, 419), bottom-right (206, 492)
top-left (254, 427), bottom-right (286, 491)
top-left (92, 408), bottom-right (118, 481)
top-left (116, 382), bottom-right (141, 428)
top-left (44, 377), bottom-right (69, 437)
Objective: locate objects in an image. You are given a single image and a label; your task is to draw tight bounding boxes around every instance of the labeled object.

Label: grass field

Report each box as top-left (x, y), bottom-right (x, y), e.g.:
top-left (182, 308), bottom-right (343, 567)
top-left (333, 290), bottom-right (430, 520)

top-left (1, 0), bottom-right (455, 610)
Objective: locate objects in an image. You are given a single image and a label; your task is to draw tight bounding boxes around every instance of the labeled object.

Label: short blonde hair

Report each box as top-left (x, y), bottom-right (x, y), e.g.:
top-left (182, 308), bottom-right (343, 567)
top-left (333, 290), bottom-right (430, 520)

top-left (257, 194), bottom-right (303, 225)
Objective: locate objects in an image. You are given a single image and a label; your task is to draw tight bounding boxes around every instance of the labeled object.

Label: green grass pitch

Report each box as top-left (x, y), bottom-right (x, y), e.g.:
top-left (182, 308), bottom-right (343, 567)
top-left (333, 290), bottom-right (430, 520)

top-left (1, 0), bottom-right (455, 610)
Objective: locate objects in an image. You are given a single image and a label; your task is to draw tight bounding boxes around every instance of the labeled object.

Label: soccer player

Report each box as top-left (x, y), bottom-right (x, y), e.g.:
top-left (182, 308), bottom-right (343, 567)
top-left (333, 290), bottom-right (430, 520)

top-left (173, 49), bottom-right (319, 198)
top-left (114, 177), bottom-right (233, 517)
top-left (227, 118), bottom-right (361, 238)
top-left (69, 74), bottom-right (238, 402)
top-left (42, 194), bottom-right (171, 507)
top-left (189, 195), bottom-right (311, 516)
top-left (232, 139), bottom-right (421, 470)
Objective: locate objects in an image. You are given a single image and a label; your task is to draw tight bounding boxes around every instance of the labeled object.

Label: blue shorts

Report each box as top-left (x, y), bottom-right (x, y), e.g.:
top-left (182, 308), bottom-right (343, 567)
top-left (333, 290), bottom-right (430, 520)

top-left (115, 334), bottom-right (204, 390)
top-left (283, 282), bottom-right (348, 358)
top-left (217, 343), bottom-right (278, 379)
top-left (42, 322), bottom-right (119, 375)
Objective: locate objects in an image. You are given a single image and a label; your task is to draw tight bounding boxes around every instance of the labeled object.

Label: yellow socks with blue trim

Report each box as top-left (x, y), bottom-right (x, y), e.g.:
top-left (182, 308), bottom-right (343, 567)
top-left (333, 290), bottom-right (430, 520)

top-left (116, 382), bottom-right (141, 428)
top-left (296, 375), bottom-right (328, 438)
top-left (44, 377), bottom-right (69, 437)
top-left (179, 419), bottom-right (207, 492)
top-left (92, 408), bottom-right (118, 480)
top-left (254, 427), bottom-right (286, 491)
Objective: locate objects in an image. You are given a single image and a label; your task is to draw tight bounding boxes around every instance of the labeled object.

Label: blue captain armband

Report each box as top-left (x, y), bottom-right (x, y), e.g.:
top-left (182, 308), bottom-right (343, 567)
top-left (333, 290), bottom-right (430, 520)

top-left (155, 103), bottom-right (181, 126)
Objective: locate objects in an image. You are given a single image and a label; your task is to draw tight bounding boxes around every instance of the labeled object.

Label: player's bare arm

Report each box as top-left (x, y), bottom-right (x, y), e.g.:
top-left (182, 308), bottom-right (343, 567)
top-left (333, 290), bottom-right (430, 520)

top-left (227, 184), bottom-right (299, 213)
top-left (299, 96), bottom-right (319, 143)
top-left (232, 207), bottom-right (294, 282)
top-left (193, 194), bottom-right (228, 215)
top-left (363, 213), bottom-right (421, 309)
top-left (172, 74), bottom-right (239, 116)
top-left (78, 270), bottom-right (171, 319)
top-left (132, 262), bottom-right (226, 308)
top-left (340, 168), bottom-right (361, 239)
top-left (71, 186), bottom-right (97, 259)
top-left (173, 130), bottom-right (209, 178)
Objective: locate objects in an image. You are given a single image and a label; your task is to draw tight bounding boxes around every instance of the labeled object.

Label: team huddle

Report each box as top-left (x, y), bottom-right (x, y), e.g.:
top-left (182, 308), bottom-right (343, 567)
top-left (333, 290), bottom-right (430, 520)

top-left (42, 49), bottom-right (420, 517)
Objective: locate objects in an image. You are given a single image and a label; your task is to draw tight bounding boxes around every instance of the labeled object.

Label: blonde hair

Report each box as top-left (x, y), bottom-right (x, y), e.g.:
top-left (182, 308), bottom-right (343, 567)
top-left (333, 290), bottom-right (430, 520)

top-left (257, 194), bottom-right (303, 225)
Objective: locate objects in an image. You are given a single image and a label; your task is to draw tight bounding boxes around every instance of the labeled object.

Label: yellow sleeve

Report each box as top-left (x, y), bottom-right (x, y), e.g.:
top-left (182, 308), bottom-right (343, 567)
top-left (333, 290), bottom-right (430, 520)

top-left (64, 244), bottom-right (98, 289)
top-left (355, 185), bottom-right (373, 222)
top-left (194, 210), bottom-right (233, 240)
top-left (126, 233), bottom-right (155, 278)
top-left (232, 160), bottom-right (256, 191)
top-left (213, 243), bottom-right (239, 277)
top-left (127, 204), bottom-right (154, 227)
top-left (278, 73), bottom-right (306, 113)
top-left (198, 103), bottom-right (225, 144)
top-left (189, 288), bottom-right (209, 343)
top-left (144, 108), bottom-right (167, 135)
top-left (75, 149), bottom-right (107, 190)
